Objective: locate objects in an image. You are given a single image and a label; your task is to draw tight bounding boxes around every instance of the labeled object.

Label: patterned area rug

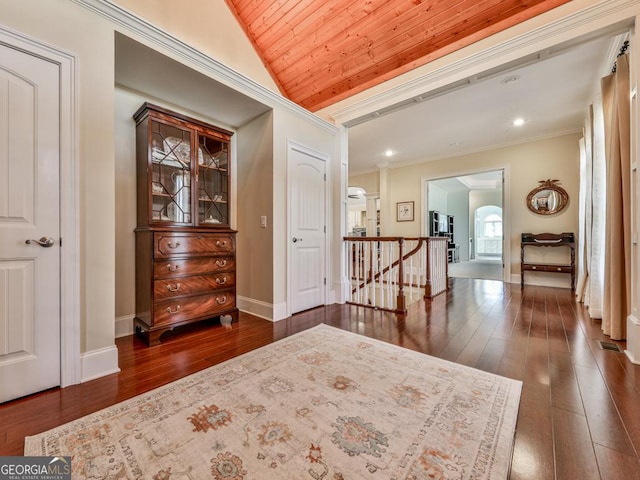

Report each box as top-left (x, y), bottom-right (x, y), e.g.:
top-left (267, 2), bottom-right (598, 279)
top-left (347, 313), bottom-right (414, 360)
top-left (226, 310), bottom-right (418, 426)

top-left (25, 324), bottom-right (522, 479)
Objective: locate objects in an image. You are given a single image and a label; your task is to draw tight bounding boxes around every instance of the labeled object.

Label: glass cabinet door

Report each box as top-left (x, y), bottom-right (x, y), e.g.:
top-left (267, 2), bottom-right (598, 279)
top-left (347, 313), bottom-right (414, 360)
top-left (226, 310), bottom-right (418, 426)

top-left (149, 120), bottom-right (192, 224)
top-left (197, 133), bottom-right (229, 226)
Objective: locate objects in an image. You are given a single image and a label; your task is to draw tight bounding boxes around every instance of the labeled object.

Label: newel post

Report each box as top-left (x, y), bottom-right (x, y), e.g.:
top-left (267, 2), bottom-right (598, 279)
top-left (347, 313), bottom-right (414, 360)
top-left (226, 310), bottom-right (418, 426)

top-left (396, 238), bottom-right (407, 314)
top-left (424, 237), bottom-right (432, 299)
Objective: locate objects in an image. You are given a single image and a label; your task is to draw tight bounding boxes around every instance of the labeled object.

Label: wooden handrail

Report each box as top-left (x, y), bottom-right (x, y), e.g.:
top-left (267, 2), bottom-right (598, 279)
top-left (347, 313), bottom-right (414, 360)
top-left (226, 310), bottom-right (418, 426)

top-left (344, 236), bottom-right (448, 314)
top-left (347, 238), bottom-right (425, 292)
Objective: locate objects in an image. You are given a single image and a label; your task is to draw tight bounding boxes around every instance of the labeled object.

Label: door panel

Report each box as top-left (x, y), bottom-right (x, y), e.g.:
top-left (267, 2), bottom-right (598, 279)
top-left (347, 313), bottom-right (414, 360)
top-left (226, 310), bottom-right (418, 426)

top-left (0, 261), bottom-right (34, 355)
top-left (0, 43), bottom-right (60, 403)
top-left (289, 146), bottom-right (326, 314)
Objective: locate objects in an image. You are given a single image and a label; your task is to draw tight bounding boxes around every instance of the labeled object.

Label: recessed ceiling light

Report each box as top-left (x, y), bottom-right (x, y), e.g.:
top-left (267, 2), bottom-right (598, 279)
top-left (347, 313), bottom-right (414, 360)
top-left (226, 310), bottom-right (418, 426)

top-left (513, 118), bottom-right (525, 127)
top-left (384, 149), bottom-right (394, 157)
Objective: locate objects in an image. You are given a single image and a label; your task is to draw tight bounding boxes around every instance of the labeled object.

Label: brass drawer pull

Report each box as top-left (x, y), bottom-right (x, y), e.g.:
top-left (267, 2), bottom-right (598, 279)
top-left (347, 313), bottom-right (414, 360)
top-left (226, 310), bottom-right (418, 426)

top-left (215, 259), bottom-right (228, 267)
top-left (166, 305), bottom-right (181, 314)
top-left (167, 241), bottom-right (181, 249)
top-left (216, 296), bottom-right (227, 305)
top-left (167, 264), bottom-right (180, 272)
top-left (216, 240), bottom-right (228, 247)
top-left (167, 283), bottom-right (181, 292)
top-left (216, 277), bottom-right (227, 285)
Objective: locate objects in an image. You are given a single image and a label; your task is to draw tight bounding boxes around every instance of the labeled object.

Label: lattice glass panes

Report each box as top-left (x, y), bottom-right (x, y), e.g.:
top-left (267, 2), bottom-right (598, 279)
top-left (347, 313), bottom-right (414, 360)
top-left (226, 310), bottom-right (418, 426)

top-left (150, 121), bottom-right (192, 224)
top-left (197, 133), bottom-right (229, 226)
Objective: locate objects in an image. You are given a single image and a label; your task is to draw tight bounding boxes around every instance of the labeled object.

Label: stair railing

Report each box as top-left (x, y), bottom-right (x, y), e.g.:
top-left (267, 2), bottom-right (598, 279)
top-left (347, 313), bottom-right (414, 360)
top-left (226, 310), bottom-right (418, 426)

top-left (344, 236), bottom-right (448, 313)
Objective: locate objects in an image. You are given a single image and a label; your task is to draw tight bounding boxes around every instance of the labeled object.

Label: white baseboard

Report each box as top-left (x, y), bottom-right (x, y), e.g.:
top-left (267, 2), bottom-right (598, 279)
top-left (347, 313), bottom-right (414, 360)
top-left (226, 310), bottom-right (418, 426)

top-left (272, 302), bottom-right (288, 321)
top-left (333, 280), bottom-right (348, 304)
top-left (237, 296), bottom-right (288, 322)
top-left (625, 314), bottom-right (640, 365)
top-left (327, 288), bottom-right (336, 305)
top-left (115, 314), bottom-right (135, 338)
top-left (81, 345), bottom-right (120, 383)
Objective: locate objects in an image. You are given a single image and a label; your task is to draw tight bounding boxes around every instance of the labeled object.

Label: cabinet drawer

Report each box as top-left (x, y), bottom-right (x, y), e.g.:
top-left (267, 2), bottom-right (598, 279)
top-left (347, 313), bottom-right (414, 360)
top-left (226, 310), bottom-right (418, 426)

top-left (522, 264), bottom-right (542, 271)
top-left (154, 272), bottom-right (236, 299)
top-left (547, 265), bottom-right (572, 273)
top-left (523, 264), bottom-right (572, 273)
top-left (154, 256), bottom-right (235, 278)
top-left (154, 232), bottom-right (235, 258)
top-left (154, 292), bottom-right (236, 326)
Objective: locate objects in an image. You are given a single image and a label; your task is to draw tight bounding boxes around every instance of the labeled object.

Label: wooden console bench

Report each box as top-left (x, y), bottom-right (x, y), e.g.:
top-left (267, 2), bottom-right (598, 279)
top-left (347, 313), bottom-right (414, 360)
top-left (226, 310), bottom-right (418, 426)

top-left (521, 232), bottom-right (575, 290)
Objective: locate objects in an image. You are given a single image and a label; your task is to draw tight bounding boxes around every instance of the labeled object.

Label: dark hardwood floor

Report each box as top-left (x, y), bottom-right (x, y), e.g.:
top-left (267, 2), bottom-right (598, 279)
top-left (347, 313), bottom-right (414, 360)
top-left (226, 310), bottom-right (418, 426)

top-left (2, 278), bottom-right (640, 479)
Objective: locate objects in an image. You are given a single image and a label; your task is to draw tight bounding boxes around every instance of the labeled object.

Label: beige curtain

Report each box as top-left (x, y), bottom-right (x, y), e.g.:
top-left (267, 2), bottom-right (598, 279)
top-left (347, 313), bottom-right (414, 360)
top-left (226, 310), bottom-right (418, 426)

top-left (576, 102), bottom-right (606, 319)
top-left (576, 137), bottom-right (588, 299)
top-left (601, 54), bottom-right (631, 340)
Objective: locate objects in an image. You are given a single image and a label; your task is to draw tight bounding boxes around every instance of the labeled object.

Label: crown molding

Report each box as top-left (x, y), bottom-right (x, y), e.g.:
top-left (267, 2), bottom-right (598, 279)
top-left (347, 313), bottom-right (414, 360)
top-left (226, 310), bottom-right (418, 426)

top-left (326, 0), bottom-right (638, 126)
top-left (70, 0), bottom-right (337, 134)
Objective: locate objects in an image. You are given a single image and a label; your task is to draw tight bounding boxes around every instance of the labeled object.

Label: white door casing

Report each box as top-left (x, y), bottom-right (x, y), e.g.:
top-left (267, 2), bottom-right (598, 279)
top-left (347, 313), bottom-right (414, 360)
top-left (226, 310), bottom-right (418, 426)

top-left (288, 142), bottom-right (327, 314)
top-left (0, 42), bottom-right (62, 403)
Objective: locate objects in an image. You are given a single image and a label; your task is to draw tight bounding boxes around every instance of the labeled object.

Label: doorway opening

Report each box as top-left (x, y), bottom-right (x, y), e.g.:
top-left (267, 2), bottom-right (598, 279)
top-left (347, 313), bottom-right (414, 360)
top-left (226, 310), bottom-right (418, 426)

top-left (424, 169), bottom-right (504, 281)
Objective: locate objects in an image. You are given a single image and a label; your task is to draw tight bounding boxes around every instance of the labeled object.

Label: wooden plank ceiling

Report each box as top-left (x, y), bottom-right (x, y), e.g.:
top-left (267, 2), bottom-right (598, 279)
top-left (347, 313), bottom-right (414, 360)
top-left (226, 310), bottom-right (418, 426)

top-left (225, 0), bottom-right (571, 112)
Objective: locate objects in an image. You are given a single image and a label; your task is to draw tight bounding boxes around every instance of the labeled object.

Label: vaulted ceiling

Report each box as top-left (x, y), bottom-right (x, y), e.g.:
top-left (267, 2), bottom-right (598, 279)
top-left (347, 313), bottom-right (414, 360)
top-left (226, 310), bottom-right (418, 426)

top-left (225, 0), bottom-right (571, 111)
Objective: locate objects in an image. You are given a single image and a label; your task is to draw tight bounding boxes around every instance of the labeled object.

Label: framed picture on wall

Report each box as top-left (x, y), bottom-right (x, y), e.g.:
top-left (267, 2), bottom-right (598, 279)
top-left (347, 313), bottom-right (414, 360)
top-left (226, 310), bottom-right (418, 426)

top-left (396, 201), bottom-right (414, 222)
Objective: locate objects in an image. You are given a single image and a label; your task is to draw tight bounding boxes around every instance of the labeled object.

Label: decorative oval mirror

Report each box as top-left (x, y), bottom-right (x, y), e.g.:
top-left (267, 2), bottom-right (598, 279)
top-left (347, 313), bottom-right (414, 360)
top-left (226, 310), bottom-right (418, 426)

top-left (526, 179), bottom-right (568, 215)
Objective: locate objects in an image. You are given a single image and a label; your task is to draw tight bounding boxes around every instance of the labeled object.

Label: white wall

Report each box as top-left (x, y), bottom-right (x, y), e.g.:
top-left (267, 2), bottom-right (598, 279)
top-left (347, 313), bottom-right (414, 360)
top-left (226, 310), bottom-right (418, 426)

top-left (1, 0), bottom-right (116, 354)
top-left (236, 111), bottom-right (275, 310)
top-left (114, 89), bottom-right (139, 321)
top-left (427, 184), bottom-right (448, 216)
top-left (349, 172), bottom-right (379, 195)
top-left (112, 0), bottom-right (279, 93)
top-left (376, 133), bottom-right (580, 287)
top-left (447, 190), bottom-right (470, 261)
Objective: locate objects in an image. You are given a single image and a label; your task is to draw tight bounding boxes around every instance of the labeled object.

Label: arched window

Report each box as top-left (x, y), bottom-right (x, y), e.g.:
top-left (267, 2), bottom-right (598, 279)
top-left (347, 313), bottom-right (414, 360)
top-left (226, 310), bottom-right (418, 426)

top-left (475, 206), bottom-right (502, 256)
top-left (483, 214), bottom-right (502, 238)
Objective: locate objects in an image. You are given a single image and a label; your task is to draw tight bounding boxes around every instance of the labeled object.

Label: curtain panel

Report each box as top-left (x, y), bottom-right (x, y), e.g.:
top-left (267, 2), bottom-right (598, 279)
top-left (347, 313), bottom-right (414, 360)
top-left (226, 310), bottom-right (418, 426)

top-left (602, 54), bottom-right (631, 340)
top-left (577, 102), bottom-right (606, 319)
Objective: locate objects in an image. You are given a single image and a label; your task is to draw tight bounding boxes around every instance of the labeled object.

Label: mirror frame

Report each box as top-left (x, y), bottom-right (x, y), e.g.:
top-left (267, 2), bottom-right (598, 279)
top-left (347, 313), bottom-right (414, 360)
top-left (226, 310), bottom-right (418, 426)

top-left (526, 179), bottom-right (568, 215)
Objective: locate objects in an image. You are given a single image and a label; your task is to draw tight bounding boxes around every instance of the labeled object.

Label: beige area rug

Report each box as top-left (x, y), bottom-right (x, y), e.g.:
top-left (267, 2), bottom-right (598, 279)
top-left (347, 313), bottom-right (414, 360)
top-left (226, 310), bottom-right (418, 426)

top-left (25, 324), bottom-right (522, 479)
top-left (448, 258), bottom-right (504, 281)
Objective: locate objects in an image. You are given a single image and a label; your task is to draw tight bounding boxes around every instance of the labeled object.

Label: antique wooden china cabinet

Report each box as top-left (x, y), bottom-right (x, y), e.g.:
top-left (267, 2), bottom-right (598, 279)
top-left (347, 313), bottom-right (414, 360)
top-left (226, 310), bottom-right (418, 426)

top-left (133, 103), bottom-right (238, 346)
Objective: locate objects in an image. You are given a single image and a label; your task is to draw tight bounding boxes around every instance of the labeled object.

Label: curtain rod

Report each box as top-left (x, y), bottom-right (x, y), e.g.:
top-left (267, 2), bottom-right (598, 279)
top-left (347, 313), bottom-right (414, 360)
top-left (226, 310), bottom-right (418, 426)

top-left (611, 40), bottom-right (630, 73)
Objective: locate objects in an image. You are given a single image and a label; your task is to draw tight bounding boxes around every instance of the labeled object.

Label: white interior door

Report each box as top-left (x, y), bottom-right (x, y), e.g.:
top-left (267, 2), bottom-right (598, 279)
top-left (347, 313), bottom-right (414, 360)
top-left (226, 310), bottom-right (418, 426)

top-left (0, 43), bottom-right (61, 403)
top-left (288, 143), bottom-right (326, 314)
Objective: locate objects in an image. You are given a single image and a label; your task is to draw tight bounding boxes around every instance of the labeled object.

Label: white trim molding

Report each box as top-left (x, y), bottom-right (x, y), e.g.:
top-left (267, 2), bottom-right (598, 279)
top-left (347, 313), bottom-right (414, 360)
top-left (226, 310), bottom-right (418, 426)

top-left (237, 296), bottom-right (288, 322)
top-left (626, 314), bottom-right (640, 365)
top-left (286, 140), bottom-right (331, 318)
top-left (422, 164), bottom-right (511, 284)
top-left (81, 346), bottom-right (120, 383)
top-left (70, 0), bottom-right (337, 135)
top-left (115, 315), bottom-right (135, 338)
